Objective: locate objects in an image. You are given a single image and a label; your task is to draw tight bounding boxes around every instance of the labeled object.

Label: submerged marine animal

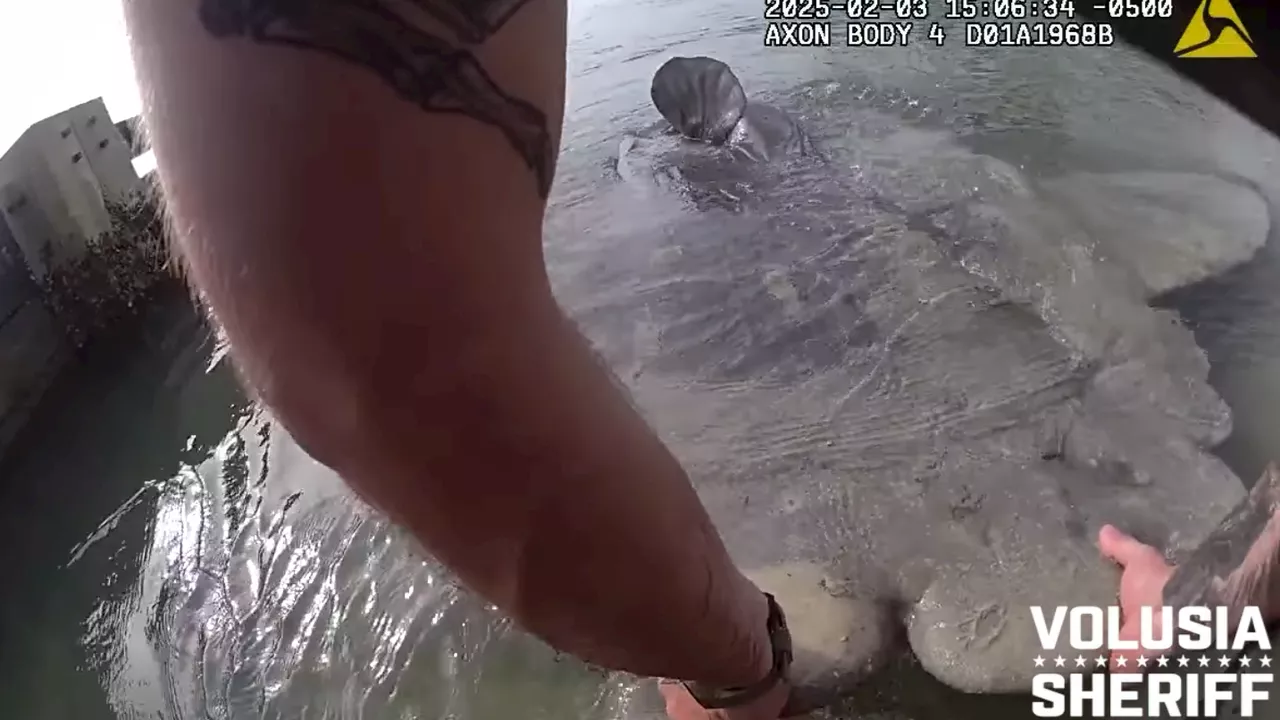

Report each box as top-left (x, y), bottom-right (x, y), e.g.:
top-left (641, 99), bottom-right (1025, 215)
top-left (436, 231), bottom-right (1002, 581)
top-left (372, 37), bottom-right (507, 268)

top-left (594, 56), bottom-right (1273, 698)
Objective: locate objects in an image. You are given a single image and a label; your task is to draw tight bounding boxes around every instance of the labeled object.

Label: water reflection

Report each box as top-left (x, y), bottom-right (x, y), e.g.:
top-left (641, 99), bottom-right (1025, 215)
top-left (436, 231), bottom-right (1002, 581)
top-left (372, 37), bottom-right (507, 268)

top-left (96, 398), bottom-right (645, 720)
top-left (0, 290), bottom-right (250, 719)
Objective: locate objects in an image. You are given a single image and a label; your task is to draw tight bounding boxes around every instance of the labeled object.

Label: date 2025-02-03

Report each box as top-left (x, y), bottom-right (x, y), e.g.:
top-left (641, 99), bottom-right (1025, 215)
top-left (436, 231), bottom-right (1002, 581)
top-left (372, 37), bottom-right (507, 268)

top-left (764, 0), bottom-right (1174, 21)
top-left (761, 0), bottom-right (1144, 48)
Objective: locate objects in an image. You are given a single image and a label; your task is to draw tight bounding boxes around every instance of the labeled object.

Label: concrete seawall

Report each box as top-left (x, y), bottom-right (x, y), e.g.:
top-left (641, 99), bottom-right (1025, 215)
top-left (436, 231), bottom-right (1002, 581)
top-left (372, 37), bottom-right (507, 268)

top-left (0, 99), bottom-right (172, 457)
top-left (0, 189), bottom-right (172, 458)
top-left (0, 202), bottom-right (71, 454)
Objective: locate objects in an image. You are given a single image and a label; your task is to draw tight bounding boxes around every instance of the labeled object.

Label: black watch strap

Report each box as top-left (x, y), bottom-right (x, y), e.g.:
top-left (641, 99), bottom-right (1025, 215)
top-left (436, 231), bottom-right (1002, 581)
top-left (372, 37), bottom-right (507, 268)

top-left (682, 592), bottom-right (793, 710)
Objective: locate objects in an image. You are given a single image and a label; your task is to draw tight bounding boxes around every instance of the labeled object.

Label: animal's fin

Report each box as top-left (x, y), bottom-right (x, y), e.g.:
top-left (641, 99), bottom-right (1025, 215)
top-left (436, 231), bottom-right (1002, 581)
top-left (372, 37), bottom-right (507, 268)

top-left (650, 56), bottom-right (747, 145)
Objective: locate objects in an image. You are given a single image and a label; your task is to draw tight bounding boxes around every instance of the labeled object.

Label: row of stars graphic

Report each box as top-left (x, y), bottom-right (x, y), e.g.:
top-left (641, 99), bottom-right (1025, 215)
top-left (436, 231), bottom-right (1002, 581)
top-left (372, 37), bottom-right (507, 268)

top-left (1033, 654), bottom-right (1274, 669)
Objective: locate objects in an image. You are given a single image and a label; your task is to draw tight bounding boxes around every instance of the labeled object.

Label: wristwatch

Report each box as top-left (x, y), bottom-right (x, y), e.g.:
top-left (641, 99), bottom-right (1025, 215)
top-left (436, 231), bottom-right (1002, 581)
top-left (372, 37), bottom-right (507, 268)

top-left (683, 592), bottom-right (794, 710)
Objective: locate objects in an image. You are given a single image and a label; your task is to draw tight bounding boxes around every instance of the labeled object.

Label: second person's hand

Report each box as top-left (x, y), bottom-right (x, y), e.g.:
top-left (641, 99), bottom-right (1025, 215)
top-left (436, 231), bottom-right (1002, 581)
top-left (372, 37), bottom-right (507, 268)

top-left (1098, 524), bottom-right (1176, 671)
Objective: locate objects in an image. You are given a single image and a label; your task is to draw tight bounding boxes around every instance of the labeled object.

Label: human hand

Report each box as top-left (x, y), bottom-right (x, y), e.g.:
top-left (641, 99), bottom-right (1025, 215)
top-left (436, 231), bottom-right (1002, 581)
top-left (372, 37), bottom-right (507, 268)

top-left (658, 677), bottom-right (796, 720)
top-left (1097, 524), bottom-right (1176, 671)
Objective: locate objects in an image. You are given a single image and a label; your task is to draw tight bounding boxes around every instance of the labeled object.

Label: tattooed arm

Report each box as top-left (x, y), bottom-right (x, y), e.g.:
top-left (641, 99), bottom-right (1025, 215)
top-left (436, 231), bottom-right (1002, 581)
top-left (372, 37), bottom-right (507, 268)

top-left (123, 0), bottom-right (773, 690)
top-left (1101, 466), bottom-right (1280, 672)
top-left (1162, 464), bottom-right (1280, 624)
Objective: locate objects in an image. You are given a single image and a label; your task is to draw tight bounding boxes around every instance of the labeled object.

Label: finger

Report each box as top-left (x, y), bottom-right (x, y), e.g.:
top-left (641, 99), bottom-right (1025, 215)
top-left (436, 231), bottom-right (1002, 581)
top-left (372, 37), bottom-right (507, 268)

top-left (1108, 621), bottom-right (1145, 672)
top-left (1098, 525), bottom-right (1164, 568)
top-left (658, 682), bottom-right (705, 720)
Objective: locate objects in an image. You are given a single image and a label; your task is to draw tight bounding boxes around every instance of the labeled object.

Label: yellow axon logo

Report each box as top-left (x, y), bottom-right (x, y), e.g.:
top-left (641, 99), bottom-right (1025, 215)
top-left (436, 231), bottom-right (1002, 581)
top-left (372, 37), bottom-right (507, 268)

top-left (1174, 0), bottom-right (1256, 58)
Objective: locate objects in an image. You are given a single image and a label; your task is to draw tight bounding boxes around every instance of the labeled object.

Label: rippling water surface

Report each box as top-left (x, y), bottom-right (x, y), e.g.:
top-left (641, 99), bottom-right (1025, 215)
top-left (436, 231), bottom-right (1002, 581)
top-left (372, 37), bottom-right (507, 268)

top-left (4, 0), bottom-right (1280, 718)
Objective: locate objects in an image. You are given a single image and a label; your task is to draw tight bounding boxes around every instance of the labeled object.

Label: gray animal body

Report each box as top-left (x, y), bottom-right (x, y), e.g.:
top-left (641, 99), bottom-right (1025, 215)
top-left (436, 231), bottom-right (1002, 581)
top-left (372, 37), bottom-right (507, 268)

top-left (593, 55), bottom-right (1274, 697)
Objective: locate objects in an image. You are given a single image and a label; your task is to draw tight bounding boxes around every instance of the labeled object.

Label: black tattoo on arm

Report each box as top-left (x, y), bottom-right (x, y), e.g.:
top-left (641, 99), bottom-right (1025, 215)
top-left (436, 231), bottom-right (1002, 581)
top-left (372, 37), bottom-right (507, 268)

top-left (199, 0), bottom-right (556, 197)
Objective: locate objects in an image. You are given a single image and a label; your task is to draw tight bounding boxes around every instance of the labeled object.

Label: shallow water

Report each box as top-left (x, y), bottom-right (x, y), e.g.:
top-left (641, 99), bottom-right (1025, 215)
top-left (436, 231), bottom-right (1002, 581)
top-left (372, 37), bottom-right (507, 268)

top-left (4, 0), bottom-right (1280, 718)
